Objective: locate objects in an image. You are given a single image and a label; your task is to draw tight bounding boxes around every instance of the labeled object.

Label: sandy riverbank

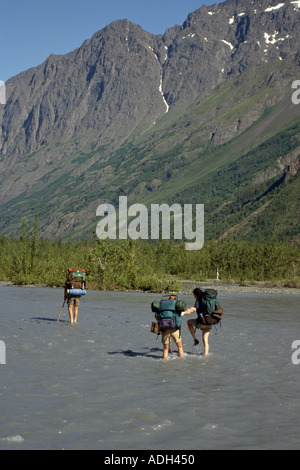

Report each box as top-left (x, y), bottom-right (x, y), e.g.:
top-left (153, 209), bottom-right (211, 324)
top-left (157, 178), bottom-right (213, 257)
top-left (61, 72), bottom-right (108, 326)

top-left (179, 280), bottom-right (300, 296)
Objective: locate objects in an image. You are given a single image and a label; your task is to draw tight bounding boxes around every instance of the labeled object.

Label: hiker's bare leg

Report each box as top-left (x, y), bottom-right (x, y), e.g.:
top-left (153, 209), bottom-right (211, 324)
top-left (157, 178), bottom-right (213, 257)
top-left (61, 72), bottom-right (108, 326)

top-left (74, 305), bottom-right (79, 323)
top-left (202, 331), bottom-right (210, 355)
top-left (163, 343), bottom-right (169, 359)
top-left (188, 320), bottom-right (197, 341)
top-left (68, 305), bottom-right (74, 324)
top-left (176, 340), bottom-right (184, 357)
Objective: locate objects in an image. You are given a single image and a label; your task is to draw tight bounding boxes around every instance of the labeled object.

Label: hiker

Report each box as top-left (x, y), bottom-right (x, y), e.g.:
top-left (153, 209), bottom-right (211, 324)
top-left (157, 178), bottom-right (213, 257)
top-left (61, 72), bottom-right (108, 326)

top-left (65, 289), bottom-right (80, 324)
top-left (152, 295), bottom-right (186, 359)
top-left (182, 288), bottom-right (208, 353)
top-left (182, 288), bottom-right (223, 356)
top-left (65, 268), bottom-right (86, 324)
top-left (161, 295), bottom-right (184, 359)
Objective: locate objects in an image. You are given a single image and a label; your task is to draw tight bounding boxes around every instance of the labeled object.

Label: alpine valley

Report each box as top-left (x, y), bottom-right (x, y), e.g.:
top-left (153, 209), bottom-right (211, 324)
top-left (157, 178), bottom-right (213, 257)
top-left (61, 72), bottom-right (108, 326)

top-left (0, 0), bottom-right (299, 243)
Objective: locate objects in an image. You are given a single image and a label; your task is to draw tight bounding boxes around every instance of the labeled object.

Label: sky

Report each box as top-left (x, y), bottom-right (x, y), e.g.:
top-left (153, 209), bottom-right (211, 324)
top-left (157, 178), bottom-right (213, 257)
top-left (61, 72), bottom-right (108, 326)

top-left (0, 0), bottom-right (221, 82)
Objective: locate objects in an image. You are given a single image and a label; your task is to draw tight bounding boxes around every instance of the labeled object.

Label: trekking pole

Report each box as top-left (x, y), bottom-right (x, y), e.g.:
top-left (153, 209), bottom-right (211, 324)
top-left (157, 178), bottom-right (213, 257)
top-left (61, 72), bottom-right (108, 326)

top-left (57, 298), bottom-right (66, 322)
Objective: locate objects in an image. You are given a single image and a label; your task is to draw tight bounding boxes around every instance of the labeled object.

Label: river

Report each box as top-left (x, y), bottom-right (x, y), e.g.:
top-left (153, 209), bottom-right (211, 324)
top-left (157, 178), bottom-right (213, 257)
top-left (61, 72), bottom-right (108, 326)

top-left (0, 286), bottom-right (299, 450)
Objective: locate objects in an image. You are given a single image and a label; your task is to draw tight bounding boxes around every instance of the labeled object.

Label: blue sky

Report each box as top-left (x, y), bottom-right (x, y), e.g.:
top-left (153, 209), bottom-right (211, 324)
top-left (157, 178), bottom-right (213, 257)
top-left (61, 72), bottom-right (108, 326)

top-left (0, 0), bottom-right (221, 82)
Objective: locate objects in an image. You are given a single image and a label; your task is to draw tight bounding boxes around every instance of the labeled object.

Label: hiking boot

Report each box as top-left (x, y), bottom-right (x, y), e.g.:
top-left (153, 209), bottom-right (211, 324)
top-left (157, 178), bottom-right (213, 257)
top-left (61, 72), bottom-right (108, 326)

top-left (194, 339), bottom-right (199, 346)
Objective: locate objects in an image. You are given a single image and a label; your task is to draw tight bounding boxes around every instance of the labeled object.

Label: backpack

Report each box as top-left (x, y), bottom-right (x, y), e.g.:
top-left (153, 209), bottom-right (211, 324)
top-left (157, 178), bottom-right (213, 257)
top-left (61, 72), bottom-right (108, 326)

top-left (151, 298), bottom-right (186, 332)
top-left (197, 289), bottom-right (224, 327)
top-left (66, 268), bottom-right (86, 290)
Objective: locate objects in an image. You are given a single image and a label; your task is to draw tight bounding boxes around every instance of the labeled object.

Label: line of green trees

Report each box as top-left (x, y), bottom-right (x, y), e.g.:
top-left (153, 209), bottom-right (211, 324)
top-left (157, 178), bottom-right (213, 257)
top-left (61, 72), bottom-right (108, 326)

top-left (0, 217), bottom-right (299, 291)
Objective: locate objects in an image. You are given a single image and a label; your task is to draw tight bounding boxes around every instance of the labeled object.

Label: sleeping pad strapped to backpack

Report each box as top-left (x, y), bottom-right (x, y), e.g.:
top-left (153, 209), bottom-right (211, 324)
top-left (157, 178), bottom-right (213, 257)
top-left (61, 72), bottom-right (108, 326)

top-left (197, 289), bottom-right (224, 328)
top-left (151, 299), bottom-right (186, 332)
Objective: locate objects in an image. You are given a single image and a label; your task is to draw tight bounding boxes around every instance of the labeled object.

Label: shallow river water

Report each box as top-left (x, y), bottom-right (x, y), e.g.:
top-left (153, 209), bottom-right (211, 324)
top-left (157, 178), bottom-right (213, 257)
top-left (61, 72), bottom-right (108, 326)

top-left (0, 286), bottom-right (299, 450)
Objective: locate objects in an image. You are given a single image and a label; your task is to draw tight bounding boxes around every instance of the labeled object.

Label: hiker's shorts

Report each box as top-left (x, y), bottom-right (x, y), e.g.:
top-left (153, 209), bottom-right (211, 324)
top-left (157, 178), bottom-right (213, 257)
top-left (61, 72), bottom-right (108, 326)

top-left (67, 296), bottom-right (80, 306)
top-left (162, 329), bottom-right (181, 346)
top-left (189, 318), bottom-right (211, 333)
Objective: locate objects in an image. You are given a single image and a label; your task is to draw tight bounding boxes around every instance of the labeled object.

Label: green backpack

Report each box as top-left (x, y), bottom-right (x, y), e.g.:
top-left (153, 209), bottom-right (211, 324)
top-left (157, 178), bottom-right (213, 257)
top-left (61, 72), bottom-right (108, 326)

top-left (201, 289), bottom-right (220, 315)
top-left (197, 289), bottom-right (224, 327)
top-left (151, 299), bottom-right (186, 331)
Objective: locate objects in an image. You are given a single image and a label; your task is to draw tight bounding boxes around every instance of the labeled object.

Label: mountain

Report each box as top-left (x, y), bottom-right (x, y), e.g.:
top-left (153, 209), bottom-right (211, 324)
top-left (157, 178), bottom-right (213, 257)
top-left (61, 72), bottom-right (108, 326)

top-left (0, 0), bottom-right (299, 241)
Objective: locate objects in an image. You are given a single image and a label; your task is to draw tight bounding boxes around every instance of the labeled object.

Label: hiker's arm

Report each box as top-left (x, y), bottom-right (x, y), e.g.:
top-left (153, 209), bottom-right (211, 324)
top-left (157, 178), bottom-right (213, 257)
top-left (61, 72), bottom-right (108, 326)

top-left (182, 307), bottom-right (196, 316)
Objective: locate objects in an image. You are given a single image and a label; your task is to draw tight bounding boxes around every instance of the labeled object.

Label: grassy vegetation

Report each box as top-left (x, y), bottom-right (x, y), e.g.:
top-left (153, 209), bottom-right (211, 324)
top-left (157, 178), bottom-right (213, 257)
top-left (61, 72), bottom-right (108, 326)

top-left (0, 216), bottom-right (299, 291)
